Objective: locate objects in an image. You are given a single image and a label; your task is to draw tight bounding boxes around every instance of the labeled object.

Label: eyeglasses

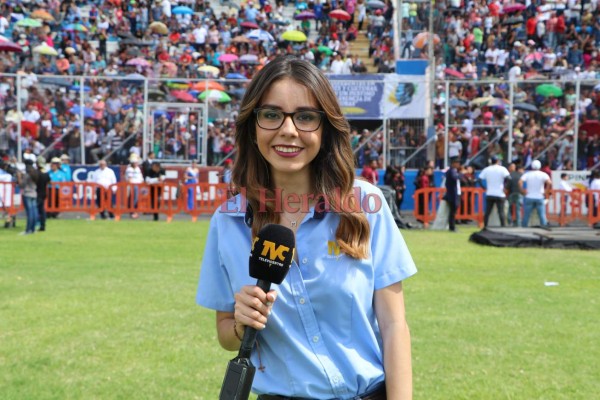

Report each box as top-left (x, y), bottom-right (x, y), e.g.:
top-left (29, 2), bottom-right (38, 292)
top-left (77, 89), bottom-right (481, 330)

top-left (254, 108), bottom-right (325, 132)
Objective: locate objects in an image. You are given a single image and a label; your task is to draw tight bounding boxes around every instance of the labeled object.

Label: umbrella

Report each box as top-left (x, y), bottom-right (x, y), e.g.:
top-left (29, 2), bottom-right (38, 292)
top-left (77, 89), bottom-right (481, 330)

top-left (579, 120), bottom-right (600, 137)
top-left (148, 89), bottom-right (166, 101)
top-left (240, 54), bottom-right (259, 64)
top-left (524, 51), bottom-right (543, 64)
top-left (488, 97), bottom-right (509, 107)
top-left (246, 29), bottom-right (274, 42)
top-left (149, 21), bottom-right (169, 35)
top-left (232, 35), bottom-right (252, 43)
top-left (198, 65), bottom-right (221, 76)
top-left (39, 77), bottom-right (71, 87)
top-left (470, 96), bottom-right (495, 106)
top-left (524, 71), bottom-right (547, 80)
top-left (513, 102), bottom-right (538, 113)
top-left (160, 61), bottom-right (178, 77)
top-left (316, 45), bottom-right (333, 55)
top-left (126, 57), bottom-right (151, 67)
top-left (191, 81), bottom-right (226, 91)
top-left (218, 53), bottom-right (239, 63)
top-left (123, 73), bottom-right (146, 85)
top-left (449, 98), bottom-right (467, 108)
top-left (270, 19), bottom-right (290, 26)
top-left (65, 46), bottom-right (76, 55)
top-left (367, 0), bottom-right (385, 9)
top-left (0, 41), bottom-right (23, 53)
top-left (0, 35), bottom-right (9, 41)
top-left (329, 9), bottom-right (352, 21)
top-left (229, 88), bottom-right (247, 98)
top-left (64, 23), bottom-right (88, 32)
top-left (225, 72), bottom-right (247, 79)
top-left (70, 84), bottom-right (91, 92)
top-left (69, 105), bottom-right (95, 118)
top-left (281, 30), bottom-right (307, 42)
top-left (502, 15), bottom-right (524, 25)
top-left (241, 21), bottom-right (260, 29)
top-left (170, 90), bottom-right (197, 102)
top-left (444, 68), bottom-right (465, 79)
top-left (412, 32), bottom-right (440, 49)
top-left (16, 18), bottom-right (43, 28)
top-left (30, 9), bottom-right (55, 21)
top-left (199, 90), bottom-right (232, 103)
top-left (294, 11), bottom-right (316, 20)
top-left (502, 3), bottom-right (527, 13)
top-left (172, 6), bottom-right (194, 15)
top-left (166, 81), bottom-right (190, 89)
top-left (33, 43), bottom-right (58, 56)
top-left (536, 84), bottom-right (563, 97)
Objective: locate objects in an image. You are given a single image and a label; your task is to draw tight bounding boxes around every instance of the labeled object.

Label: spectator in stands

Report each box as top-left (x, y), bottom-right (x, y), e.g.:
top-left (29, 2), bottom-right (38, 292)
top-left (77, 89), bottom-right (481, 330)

top-left (520, 160), bottom-right (551, 228)
top-left (125, 153), bottom-right (144, 219)
top-left (479, 156), bottom-right (510, 228)
top-left (360, 159), bottom-right (379, 185)
top-left (444, 157), bottom-right (461, 232)
top-left (92, 159), bottom-right (117, 220)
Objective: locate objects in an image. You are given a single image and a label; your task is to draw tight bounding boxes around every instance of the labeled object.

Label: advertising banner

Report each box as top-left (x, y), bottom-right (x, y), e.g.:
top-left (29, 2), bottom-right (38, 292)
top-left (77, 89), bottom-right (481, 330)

top-left (328, 75), bottom-right (427, 120)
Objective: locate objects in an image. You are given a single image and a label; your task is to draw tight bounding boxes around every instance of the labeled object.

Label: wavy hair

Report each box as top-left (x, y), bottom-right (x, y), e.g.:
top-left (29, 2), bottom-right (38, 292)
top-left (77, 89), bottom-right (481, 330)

top-left (231, 56), bottom-right (370, 259)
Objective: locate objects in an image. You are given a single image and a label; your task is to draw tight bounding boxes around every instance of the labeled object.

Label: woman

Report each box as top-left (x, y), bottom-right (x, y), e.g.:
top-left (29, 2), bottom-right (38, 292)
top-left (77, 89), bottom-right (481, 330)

top-left (196, 57), bottom-right (416, 399)
top-left (125, 153), bottom-right (144, 218)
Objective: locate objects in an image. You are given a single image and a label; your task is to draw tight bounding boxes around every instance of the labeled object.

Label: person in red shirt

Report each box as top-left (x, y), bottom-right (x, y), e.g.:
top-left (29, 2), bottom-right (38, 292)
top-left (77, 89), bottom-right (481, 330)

top-left (361, 159), bottom-right (379, 185)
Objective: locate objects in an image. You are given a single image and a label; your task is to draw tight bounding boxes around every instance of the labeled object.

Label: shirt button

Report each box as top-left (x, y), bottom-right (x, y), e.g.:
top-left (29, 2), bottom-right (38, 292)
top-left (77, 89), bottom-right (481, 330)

top-left (312, 335), bottom-right (319, 343)
top-left (299, 297), bottom-right (305, 304)
top-left (302, 258), bottom-right (308, 264)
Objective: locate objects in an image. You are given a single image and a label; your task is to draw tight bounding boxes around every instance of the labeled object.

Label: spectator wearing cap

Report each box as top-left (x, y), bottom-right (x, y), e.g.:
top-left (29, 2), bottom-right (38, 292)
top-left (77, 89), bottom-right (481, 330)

top-left (60, 154), bottom-right (72, 182)
top-left (370, 9), bottom-right (385, 38)
top-left (125, 153), bottom-right (144, 219)
top-left (478, 156), bottom-right (510, 228)
top-left (519, 160), bottom-right (551, 227)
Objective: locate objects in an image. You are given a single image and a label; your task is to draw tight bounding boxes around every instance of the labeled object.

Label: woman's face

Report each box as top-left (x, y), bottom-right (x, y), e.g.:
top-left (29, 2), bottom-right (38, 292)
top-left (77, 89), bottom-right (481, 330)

top-left (255, 77), bottom-right (323, 182)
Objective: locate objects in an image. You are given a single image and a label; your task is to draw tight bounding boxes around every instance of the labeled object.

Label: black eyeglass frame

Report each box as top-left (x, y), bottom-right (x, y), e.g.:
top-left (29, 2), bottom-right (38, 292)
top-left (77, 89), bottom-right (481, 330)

top-left (253, 108), bottom-right (326, 132)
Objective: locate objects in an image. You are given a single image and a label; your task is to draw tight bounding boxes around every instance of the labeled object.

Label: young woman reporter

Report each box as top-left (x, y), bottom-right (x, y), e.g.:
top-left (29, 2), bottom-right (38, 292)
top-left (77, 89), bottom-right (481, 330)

top-left (197, 56), bottom-right (417, 399)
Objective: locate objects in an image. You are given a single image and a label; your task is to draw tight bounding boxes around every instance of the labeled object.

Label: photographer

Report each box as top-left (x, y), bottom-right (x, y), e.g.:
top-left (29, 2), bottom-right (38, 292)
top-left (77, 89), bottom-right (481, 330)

top-left (16, 159), bottom-right (39, 235)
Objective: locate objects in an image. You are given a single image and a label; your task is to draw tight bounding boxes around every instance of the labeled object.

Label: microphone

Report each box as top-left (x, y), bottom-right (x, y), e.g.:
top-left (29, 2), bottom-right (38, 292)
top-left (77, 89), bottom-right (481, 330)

top-left (219, 224), bottom-right (295, 400)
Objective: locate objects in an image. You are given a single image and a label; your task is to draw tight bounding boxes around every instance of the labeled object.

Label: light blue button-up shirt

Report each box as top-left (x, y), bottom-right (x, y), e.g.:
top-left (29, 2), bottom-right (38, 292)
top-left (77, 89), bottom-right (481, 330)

top-left (196, 179), bottom-right (417, 398)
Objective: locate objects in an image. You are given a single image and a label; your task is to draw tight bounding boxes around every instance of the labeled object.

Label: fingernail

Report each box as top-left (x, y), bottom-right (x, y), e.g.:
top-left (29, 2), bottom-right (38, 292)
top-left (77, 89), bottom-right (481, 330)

top-left (266, 301), bottom-right (273, 307)
top-left (261, 324), bottom-right (266, 330)
top-left (268, 309), bottom-right (272, 316)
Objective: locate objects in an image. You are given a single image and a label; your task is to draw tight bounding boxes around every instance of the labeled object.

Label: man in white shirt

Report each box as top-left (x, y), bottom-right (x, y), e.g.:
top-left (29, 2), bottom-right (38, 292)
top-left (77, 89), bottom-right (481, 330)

top-left (508, 59), bottom-right (522, 82)
top-left (479, 155), bottom-right (510, 227)
top-left (519, 159), bottom-right (551, 227)
top-left (329, 53), bottom-right (345, 74)
top-left (92, 159), bottom-right (117, 219)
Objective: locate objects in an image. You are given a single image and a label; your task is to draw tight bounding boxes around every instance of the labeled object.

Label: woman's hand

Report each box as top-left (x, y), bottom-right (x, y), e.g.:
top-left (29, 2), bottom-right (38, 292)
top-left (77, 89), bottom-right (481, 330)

top-left (234, 285), bottom-right (277, 333)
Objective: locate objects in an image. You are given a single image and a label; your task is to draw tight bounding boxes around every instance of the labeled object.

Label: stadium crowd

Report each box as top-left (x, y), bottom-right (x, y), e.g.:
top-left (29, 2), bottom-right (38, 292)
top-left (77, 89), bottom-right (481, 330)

top-left (0, 0), bottom-right (400, 166)
top-left (430, 0), bottom-right (600, 172)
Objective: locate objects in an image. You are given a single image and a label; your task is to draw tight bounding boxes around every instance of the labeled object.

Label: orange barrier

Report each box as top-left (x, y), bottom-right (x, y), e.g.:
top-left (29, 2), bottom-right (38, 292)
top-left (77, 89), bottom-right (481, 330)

top-left (413, 187), bottom-right (486, 228)
top-left (546, 189), bottom-right (586, 227)
top-left (457, 187), bottom-right (485, 227)
top-left (45, 182), bottom-right (104, 220)
top-left (0, 182), bottom-right (22, 217)
top-left (586, 190), bottom-right (600, 226)
top-left (183, 183), bottom-right (230, 221)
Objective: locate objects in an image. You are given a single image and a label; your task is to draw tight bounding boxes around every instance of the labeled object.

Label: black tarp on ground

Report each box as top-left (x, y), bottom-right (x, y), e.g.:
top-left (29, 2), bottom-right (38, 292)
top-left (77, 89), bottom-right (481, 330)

top-left (470, 227), bottom-right (600, 250)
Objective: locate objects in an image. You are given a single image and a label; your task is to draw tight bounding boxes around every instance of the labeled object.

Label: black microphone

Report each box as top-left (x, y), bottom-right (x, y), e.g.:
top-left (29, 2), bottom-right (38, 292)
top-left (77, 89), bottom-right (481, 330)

top-left (219, 224), bottom-right (295, 400)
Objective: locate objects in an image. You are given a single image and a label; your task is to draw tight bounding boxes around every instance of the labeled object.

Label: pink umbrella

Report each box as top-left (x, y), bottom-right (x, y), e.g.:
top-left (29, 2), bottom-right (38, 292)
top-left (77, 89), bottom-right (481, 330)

top-left (126, 57), bottom-right (152, 67)
top-left (502, 3), bottom-right (526, 14)
top-left (0, 41), bottom-right (23, 53)
top-left (444, 68), bottom-right (465, 79)
top-left (524, 51), bottom-right (543, 63)
top-left (170, 90), bottom-right (197, 102)
top-left (241, 21), bottom-right (259, 29)
top-left (218, 53), bottom-right (239, 63)
top-left (329, 9), bottom-right (352, 21)
top-left (294, 11), bottom-right (316, 20)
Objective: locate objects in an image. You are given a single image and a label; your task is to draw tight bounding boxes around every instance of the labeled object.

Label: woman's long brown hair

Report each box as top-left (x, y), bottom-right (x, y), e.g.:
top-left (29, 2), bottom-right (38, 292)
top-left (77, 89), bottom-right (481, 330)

top-left (231, 56), bottom-right (370, 259)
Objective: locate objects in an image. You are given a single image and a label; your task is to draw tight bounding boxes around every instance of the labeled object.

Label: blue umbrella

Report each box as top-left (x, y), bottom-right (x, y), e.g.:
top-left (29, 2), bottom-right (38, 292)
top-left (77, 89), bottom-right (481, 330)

top-left (70, 84), bottom-right (91, 92)
top-left (225, 73), bottom-right (247, 79)
top-left (449, 98), bottom-right (467, 108)
top-left (246, 29), bottom-right (274, 42)
top-left (172, 6), bottom-right (194, 15)
top-left (188, 90), bottom-right (200, 97)
top-left (69, 105), bottom-right (95, 118)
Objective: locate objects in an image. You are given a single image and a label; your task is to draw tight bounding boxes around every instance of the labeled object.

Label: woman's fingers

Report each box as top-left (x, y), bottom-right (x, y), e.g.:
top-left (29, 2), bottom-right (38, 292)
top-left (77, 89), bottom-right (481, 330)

top-left (234, 286), bottom-right (277, 330)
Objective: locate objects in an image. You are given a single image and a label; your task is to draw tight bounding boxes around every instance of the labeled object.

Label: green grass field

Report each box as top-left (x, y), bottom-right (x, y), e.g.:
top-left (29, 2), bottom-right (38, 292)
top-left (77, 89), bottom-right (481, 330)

top-left (1, 219), bottom-right (598, 400)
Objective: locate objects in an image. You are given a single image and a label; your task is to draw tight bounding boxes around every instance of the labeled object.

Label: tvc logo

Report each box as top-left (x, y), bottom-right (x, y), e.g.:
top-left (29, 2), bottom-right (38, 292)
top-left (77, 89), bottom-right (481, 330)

top-left (253, 238), bottom-right (291, 261)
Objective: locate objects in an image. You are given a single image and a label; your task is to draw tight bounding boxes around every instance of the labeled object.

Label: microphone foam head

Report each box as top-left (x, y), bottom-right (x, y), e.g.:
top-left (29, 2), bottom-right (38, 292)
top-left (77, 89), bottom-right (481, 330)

top-left (250, 224), bottom-right (295, 284)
